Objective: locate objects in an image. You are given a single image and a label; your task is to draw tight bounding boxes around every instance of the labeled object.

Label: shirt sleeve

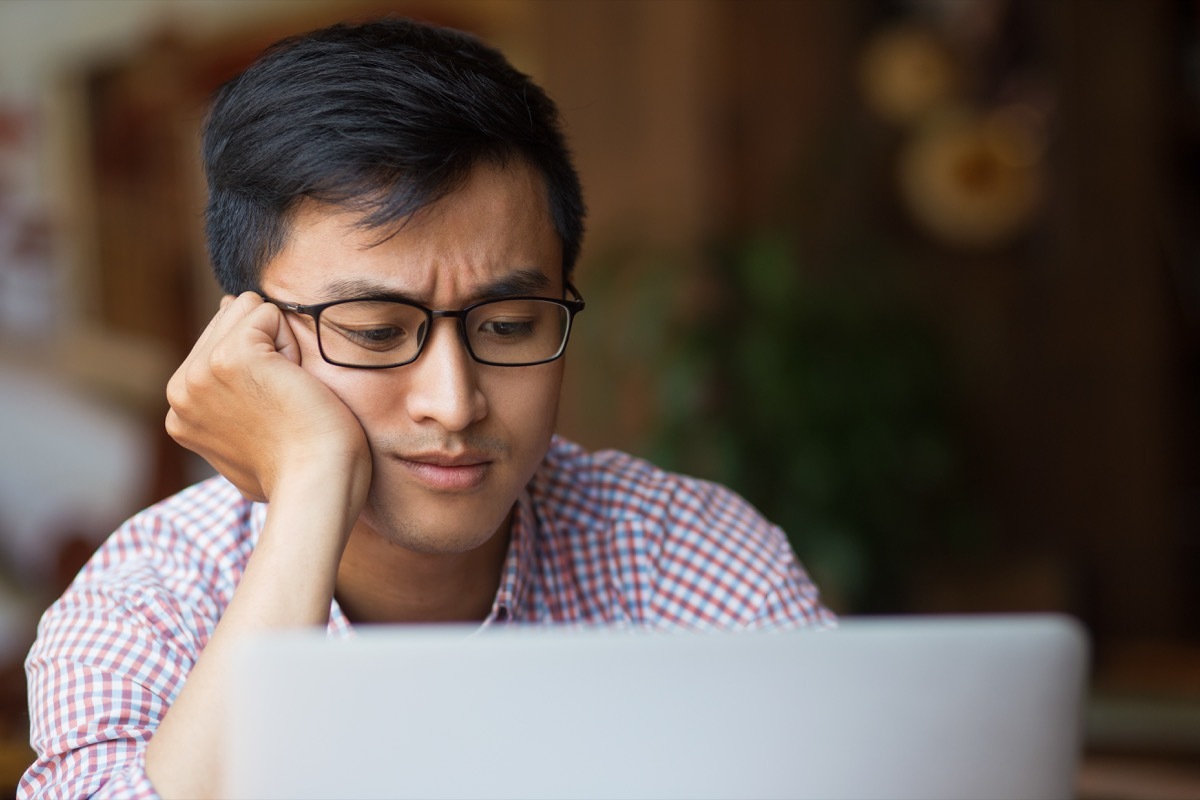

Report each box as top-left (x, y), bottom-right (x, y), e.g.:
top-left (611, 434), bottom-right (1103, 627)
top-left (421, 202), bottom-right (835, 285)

top-left (19, 552), bottom-right (207, 798)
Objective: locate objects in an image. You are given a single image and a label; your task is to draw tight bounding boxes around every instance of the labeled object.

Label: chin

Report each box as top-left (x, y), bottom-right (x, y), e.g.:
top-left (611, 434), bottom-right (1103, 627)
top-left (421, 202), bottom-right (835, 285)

top-left (360, 495), bottom-right (512, 556)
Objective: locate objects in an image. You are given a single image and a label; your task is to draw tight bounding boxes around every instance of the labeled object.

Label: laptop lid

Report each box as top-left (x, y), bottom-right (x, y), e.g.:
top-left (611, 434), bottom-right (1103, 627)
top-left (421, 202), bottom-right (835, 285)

top-left (224, 614), bottom-right (1088, 800)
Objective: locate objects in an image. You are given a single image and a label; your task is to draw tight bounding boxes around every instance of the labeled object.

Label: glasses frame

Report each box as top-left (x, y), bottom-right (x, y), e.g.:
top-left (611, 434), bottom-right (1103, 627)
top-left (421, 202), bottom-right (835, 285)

top-left (259, 282), bottom-right (585, 369)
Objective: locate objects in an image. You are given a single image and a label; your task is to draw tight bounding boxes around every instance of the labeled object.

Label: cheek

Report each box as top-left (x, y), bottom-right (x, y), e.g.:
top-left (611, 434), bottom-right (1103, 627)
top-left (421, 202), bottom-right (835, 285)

top-left (295, 327), bottom-right (564, 441)
top-left (299, 354), bottom-right (387, 427)
top-left (485, 362), bottom-right (563, 440)
top-left (287, 317), bottom-right (391, 422)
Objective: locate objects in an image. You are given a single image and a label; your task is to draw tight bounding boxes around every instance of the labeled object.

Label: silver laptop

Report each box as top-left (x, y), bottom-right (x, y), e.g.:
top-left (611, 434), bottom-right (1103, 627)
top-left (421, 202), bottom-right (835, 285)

top-left (224, 614), bottom-right (1088, 800)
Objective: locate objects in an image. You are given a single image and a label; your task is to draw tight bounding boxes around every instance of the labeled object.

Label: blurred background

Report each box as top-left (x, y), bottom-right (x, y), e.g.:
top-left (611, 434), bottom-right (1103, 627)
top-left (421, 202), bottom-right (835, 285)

top-left (0, 0), bottom-right (1196, 795)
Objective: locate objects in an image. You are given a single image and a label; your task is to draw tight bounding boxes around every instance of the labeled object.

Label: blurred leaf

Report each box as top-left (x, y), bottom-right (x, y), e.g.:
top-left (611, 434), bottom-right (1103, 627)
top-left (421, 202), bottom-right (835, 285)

top-left (584, 222), bottom-right (980, 613)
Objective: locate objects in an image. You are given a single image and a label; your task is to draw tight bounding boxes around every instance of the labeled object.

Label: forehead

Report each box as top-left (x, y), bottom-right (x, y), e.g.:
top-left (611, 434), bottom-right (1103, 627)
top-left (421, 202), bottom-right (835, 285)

top-left (262, 160), bottom-right (561, 303)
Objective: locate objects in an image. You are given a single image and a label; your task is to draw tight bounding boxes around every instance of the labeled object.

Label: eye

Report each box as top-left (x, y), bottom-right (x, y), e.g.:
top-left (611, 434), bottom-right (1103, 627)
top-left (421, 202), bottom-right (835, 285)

top-left (332, 323), bottom-right (410, 350)
top-left (348, 326), bottom-right (408, 345)
top-left (319, 300), bottom-right (427, 354)
top-left (479, 319), bottom-right (534, 338)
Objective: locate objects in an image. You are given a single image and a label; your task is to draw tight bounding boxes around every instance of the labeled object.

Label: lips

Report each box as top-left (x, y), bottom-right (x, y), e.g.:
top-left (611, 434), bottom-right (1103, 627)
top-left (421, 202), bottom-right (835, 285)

top-left (395, 452), bottom-right (492, 491)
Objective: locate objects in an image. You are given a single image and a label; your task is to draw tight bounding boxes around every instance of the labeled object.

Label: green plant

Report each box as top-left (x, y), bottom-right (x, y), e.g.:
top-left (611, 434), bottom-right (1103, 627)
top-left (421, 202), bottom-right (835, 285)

top-left (582, 232), bottom-right (980, 613)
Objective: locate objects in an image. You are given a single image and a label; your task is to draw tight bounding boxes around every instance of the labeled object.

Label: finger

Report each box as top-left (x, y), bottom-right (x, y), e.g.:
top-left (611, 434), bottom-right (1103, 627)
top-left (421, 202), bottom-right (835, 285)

top-left (168, 303), bottom-right (231, 405)
top-left (178, 293), bottom-right (267, 395)
top-left (189, 292), bottom-right (259, 360)
top-left (202, 293), bottom-right (267, 361)
top-left (164, 406), bottom-right (182, 441)
top-left (246, 302), bottom-right (304, 365)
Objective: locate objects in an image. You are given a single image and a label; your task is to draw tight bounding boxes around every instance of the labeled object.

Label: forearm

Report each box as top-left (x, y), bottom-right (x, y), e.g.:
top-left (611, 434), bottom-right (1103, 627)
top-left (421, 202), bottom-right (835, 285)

top-left (144, 467), bottom-right (362, 799)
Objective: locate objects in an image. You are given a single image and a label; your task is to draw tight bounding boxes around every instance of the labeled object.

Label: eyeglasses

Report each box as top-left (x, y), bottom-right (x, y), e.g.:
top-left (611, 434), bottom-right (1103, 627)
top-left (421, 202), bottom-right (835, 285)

top-left (260, 283), bottom-right (585, 369)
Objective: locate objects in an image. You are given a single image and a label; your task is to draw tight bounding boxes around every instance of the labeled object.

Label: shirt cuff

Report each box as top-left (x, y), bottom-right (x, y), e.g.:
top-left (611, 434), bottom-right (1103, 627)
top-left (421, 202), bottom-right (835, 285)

top-left (88, 761), bottom-right (160, 800)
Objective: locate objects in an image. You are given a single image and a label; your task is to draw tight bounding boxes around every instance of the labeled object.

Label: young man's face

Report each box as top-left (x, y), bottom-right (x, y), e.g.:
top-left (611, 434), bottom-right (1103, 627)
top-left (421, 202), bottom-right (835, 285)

top-left (260, 160), bottom-right (566, 554)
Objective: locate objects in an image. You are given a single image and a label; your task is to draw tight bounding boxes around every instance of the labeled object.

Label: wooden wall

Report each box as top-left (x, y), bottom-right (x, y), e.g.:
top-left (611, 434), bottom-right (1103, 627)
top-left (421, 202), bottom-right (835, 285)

top-left (42, 0), bottom-right (1198, 651)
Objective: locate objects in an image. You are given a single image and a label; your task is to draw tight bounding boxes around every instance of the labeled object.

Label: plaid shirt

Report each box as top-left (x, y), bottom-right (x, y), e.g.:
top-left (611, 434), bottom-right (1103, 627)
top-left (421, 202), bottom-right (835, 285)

top-left (21, 436), bottom-right (833, 798)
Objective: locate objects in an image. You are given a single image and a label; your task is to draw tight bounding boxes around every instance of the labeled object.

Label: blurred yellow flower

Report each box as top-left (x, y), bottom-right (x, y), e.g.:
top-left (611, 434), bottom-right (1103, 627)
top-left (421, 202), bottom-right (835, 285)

top-left (859, 25), bottom-right (959, 126)
top-left (897, 107), bottom-right (1045, 249)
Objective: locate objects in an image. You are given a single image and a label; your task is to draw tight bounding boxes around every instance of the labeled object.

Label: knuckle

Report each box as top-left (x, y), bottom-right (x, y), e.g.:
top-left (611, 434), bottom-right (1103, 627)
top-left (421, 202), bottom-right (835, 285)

top-left (164, 410), bottom-right (193, 447)
top-left (208, 344), bottom-right (239, 380)
top-left (180, 364), bottom-right (208, 396)
top-left (165, 372), bottom-right (187, 407)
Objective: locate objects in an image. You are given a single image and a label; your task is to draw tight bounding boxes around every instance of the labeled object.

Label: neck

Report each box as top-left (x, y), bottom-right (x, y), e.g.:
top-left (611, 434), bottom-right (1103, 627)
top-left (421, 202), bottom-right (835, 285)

top-left (334, 510), bottom-right (512, 624)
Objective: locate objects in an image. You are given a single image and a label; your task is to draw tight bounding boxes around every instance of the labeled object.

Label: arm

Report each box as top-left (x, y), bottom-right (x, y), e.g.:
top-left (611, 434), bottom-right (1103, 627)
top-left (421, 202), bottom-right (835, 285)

top-left (144, 293), bottom-right (371, 798)
top-left (22, 543), bottom-right (210, 800)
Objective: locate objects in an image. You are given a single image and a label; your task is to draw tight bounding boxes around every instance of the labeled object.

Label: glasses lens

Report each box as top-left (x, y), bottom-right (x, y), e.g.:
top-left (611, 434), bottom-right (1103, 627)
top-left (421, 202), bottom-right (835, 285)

top-left (465, 299), bottom-right (570, 365)
top-left (317, 300), bottom-right (428, 367)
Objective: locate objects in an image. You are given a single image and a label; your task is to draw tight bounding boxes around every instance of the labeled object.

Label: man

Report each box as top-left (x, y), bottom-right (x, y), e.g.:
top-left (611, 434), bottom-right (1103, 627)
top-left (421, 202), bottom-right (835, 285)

top-left (21, 17), bottom-right (833, 799)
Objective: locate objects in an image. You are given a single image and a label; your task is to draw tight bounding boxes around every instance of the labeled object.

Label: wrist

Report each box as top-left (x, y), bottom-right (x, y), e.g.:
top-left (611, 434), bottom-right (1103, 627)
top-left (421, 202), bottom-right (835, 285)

top-left (269, 455), bottom-right (370, 534)
top-left (239, 464), bottom-right (367, 624)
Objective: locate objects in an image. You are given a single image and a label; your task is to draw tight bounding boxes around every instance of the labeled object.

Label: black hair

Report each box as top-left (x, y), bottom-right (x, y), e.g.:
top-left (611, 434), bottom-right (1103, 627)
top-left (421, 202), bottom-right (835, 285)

top-left (201, 17), bottom-right (585, 294)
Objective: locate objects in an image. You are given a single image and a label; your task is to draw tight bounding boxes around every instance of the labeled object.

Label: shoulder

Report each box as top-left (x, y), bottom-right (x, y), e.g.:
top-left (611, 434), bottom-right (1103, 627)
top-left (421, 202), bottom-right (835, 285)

top-left (30, 475), bottom-right (257, 691)
top-left (534, 436), bottom-right (774, 540)
top-left (533, 436), bottom-right (680, 522)
top-left (55, 475), bottom-right (258, 643)
top-left (22, 477), bottom-right (254, 797)
top-left (86, 475), bottom-right (255, 579)
top-left (531, 437), bottom-right (827, 627)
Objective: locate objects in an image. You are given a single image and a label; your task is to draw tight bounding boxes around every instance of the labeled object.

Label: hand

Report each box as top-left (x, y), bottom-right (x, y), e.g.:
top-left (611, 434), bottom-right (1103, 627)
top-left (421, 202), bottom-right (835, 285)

top-left (153, 300), bottom-right (372, 800)
top-left (165, 292), bottom-right (372, 506)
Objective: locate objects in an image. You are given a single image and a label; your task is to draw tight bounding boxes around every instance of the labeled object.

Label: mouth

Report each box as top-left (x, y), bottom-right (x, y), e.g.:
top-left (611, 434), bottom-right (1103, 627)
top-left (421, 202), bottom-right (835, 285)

top-left (394, 452), bottom-right (492, 492)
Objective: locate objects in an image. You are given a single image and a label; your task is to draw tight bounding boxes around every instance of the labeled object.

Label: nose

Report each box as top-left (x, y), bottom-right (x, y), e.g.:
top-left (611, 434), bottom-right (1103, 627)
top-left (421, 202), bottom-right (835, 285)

top-left (403, 319), bottom-right (487, 431)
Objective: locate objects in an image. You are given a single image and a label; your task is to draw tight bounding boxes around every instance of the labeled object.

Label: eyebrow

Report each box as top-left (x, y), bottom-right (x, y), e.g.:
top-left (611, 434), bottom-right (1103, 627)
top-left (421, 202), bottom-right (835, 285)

top-left (319, 268), bottom-right (552, 305)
